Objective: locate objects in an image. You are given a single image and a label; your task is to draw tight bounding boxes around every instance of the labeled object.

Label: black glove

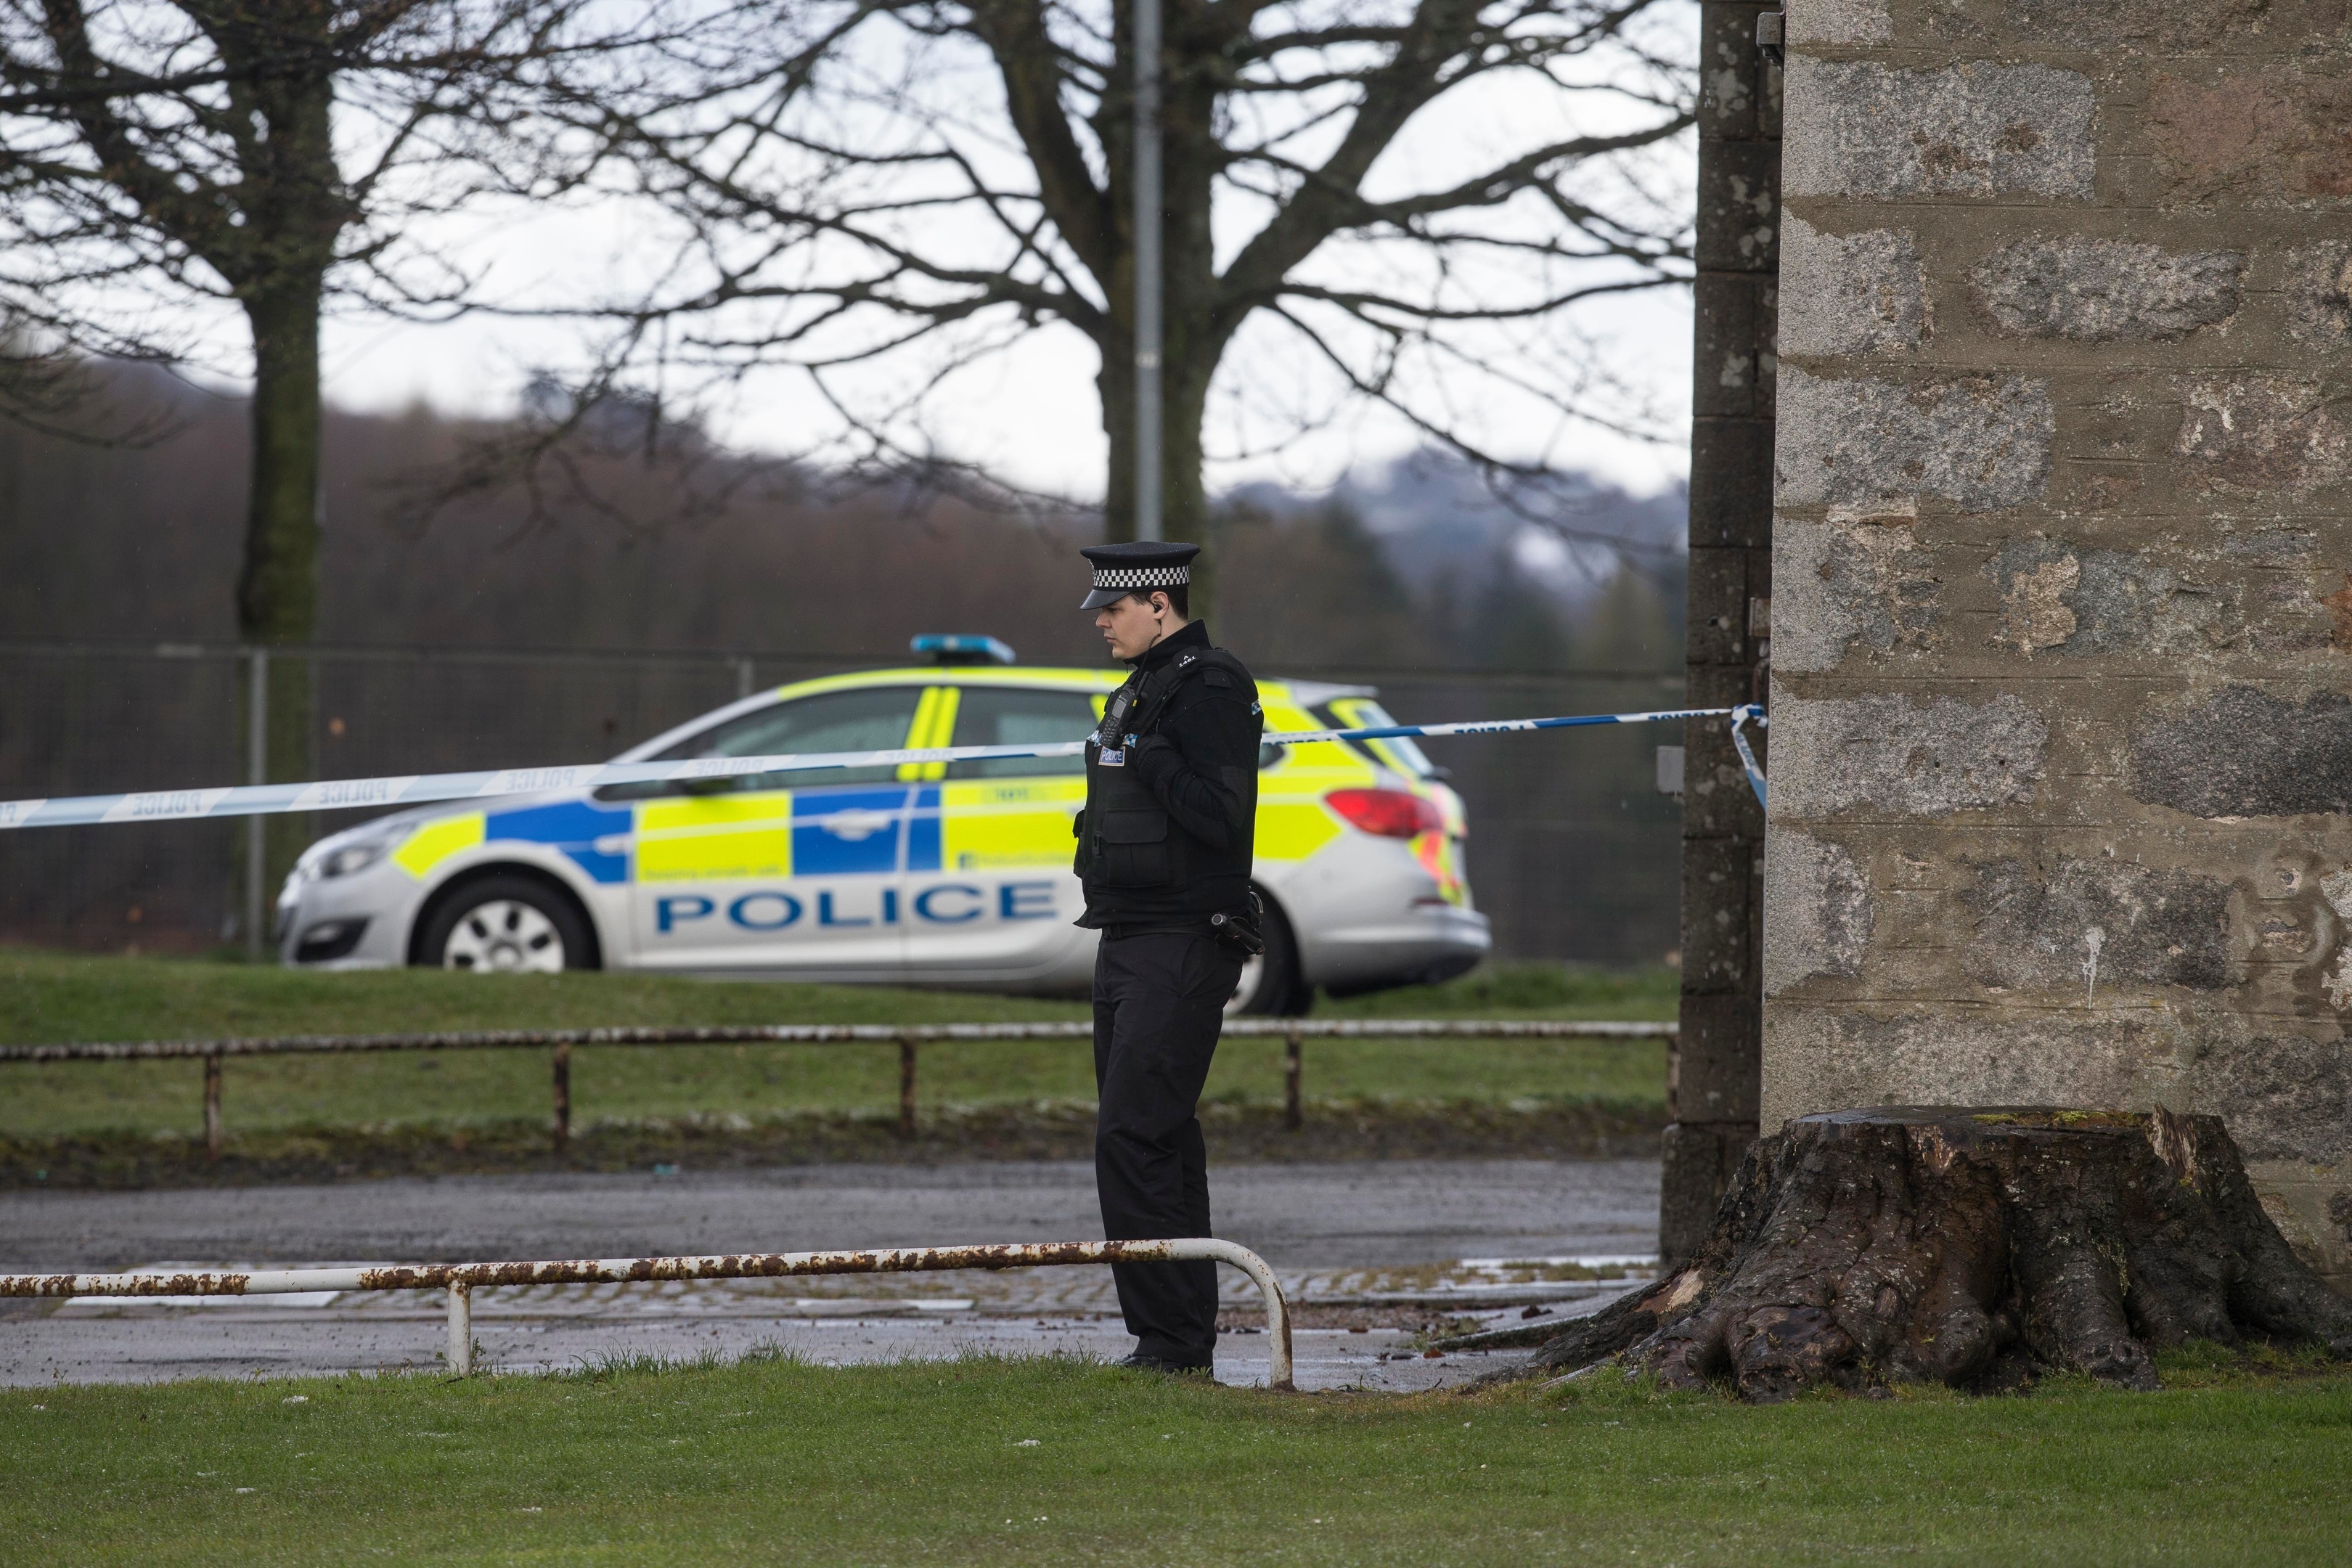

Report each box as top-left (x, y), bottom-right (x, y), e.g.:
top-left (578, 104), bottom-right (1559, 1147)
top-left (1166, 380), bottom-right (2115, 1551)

top-left (1124, 731), bottom-right (1177, 784)
top-left (1209, 892), bottom-right (1266, 957)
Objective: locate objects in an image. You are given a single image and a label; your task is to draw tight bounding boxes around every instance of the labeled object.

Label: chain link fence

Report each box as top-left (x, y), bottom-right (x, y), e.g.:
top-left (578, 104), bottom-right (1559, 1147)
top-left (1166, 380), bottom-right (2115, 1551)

top-left (0, 642), bottom-right (1682, 967)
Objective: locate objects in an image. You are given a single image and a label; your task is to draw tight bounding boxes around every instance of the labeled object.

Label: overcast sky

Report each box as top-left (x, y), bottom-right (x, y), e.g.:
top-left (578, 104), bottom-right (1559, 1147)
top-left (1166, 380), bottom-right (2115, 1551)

top-left (307, 3), bottom-right (1698, 505)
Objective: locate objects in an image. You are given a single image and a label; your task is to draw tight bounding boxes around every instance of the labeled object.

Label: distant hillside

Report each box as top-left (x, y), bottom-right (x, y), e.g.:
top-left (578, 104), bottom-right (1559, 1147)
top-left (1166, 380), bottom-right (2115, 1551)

top-left (1231, 456), bottom-right (1686, 629)
top-left (0, 366), bottom-right (1686, 966)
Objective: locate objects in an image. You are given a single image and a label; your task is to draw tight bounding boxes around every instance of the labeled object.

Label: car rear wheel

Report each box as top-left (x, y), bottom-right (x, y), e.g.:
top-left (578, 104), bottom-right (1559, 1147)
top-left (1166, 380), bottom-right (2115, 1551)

top-left (421, 876), bottom-right (593, 973)
top-left (1227, 891), bottom-right (1310, 1016)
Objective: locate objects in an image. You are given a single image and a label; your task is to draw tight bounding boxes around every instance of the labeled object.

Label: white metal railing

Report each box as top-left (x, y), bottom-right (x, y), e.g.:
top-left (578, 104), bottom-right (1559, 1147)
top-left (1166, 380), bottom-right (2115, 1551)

top-left (0, 1237), bottom-right (1295, 1389)
top-left (0, 1017), bottom-right (1675, 1156)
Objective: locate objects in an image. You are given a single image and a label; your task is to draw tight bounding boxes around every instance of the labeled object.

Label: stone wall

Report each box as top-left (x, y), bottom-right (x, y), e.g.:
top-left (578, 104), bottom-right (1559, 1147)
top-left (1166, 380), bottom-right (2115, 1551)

top-left (1763, 0), bottom-right (2352, 1289)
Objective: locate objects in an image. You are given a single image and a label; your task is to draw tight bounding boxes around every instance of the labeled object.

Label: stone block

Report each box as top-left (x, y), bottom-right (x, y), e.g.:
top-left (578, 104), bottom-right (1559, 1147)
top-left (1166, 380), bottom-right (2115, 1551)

top-left (2149, 71), bottom-right (2352, 203)
top-left (2181, 1033), bottom-right (2352, 1166)
top-left (2324, 573), bottom-right (2352, 653)
top-left (1695, 139), bottom-right (1784, 274)
top-left (1985, 537), bottom-right (2244, 658)
top-left (1760, 1007), bottom-right (2157, 1128)
top-left (2287, 243), bottom-right (2352, 345)
top-left (1684, 660), bottom-right (1761, 709)
top-left (1683, 834), bottom-right (1760, 994)
top-left (1675, 991), bottom-right (1764, 1122)
top-left (1693, 271), bottom-right (1777, 420)
top-left (1783, 58), bottom-right (2095, 201)
top-left (2130, 686), bottom-right (2352, 819)
top-left (1776, 366), bottom-right (2052, 510)
top-left (1682, 712), bottom-right (1768, 838)
top-left (1773, 515), bottom-right (1940, 671)
top-left (1958, 857), bottom-right (2234, 995)
top-left (1762, 828), bottom-right (1874, 992)
top-left (1698, 2), bottom-right (1778, 142)
top-left (1993, 0), bottom-right (2274, 49)
top-left (1779, 216), bottom-right (1926, 356)
top-left (2178, 377), bottom-right (2352, 494)
top-left (1773, 690), bottom-right (2046, 818)
top-left (1970, 237), bottom-right (2244, 342)
top-left (1686, 546), bottom-right (1756, 666)
top-left (1785, 0), bottom-right (1890, 46)
top-left (1689, 416), bottom-right (1776, 548)
top-left (1757, 1005), bottom-right (2349, 1171)
top-left (2245, 1161), bottom-right (2352, 1295)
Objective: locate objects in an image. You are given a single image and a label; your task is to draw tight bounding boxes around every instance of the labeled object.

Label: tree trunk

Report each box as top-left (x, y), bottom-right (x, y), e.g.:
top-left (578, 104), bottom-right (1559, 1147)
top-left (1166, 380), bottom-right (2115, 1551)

top-left (234, 277), bottom-right (325, 892)
top-left (235, 279), bottom-right (323, 647)
top-left (1468, 1107), bottom-right (2352, 1400)
top-left (1094, 333), bottom-right (1212, 539)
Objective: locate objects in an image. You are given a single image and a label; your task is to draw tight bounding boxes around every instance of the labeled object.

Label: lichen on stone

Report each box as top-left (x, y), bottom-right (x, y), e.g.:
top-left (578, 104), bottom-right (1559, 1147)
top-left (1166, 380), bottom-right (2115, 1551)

top-left (1970, 237), bottom-right (2243, 341)
top-left (2130, 686), bottom-right (2352, 818)
top-left (1777, 367), bottom-right (2053, 511)
top-left (1784, 59), bottom-right (2096, 200)
top-left (1781, 216), bottom-right (1927, 356)
top-left (1773, 691), bottom-right (2048, 818)
top-left (1773, 517), bottom-right (1941, 672)
top-left (1959, 857), bottom-right (2234, 995)
top-left (1763, 830), bottom-right (1875, 992)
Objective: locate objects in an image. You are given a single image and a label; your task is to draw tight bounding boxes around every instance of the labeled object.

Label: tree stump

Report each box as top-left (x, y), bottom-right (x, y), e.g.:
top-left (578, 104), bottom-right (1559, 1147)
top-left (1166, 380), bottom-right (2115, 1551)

top-left (1521, 1107), bottom-right (2352, 1401)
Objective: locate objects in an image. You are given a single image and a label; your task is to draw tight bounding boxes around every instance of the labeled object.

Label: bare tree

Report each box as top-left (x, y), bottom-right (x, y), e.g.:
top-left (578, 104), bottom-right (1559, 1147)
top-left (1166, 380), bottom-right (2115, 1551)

top-left (567, 0), bottom-right (1694, 545)
top-left (0, 0), bottom-right (645, 830)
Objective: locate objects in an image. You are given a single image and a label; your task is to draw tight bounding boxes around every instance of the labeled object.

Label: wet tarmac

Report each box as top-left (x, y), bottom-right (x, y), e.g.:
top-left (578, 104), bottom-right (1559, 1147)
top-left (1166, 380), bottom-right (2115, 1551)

top-left (1, 1159), bottom-right (1657, 1392)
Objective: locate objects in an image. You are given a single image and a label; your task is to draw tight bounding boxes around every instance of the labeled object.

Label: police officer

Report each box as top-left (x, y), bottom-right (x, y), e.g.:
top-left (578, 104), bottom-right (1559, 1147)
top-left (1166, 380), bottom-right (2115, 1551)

top-left (1074, 539), bottom-right (1264, 1374)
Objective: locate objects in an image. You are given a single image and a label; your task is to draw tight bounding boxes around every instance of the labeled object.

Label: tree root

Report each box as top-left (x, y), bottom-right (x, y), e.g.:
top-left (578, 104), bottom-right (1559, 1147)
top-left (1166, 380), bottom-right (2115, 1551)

top-left (1510, 1107), bottom-right (2352, 1401)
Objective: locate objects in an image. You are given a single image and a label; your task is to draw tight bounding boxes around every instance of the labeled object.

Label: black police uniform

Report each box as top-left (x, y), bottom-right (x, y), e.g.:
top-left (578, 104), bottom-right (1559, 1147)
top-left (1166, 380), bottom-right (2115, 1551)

top-left (1074, 542), bottom-right (1263, 1371)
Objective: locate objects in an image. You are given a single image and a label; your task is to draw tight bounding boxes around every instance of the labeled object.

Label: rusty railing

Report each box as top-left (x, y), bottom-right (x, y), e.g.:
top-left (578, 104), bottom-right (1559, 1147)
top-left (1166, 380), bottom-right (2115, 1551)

top-left (0, 1237), bottom-right (1296, 1389)
top-left (0, 1018), bottom-right (1675, 1159)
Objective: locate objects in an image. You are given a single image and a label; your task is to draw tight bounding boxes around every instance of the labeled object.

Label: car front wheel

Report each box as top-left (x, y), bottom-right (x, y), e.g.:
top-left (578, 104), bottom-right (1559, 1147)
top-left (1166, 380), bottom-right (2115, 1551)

top-left (420, 876), bottom-right (594, 973)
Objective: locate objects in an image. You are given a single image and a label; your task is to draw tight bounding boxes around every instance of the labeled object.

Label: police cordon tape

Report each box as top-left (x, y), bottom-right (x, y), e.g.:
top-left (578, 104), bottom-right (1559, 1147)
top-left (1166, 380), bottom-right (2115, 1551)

top-left (0, 703), bottom-right (1768, 831)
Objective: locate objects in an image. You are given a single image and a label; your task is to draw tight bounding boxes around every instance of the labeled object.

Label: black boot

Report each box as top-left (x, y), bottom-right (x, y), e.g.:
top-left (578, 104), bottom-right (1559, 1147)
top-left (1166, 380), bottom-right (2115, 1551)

top-left (1112, 1351), bottom-right (1213, 1376)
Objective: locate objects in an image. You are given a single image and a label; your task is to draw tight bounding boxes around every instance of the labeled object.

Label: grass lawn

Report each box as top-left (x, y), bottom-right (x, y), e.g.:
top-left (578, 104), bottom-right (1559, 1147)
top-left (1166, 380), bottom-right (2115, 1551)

top-left (0, 951), bottom-right (1672, 1139)
top-left (6, 1352), bottom-right (2348, 1566)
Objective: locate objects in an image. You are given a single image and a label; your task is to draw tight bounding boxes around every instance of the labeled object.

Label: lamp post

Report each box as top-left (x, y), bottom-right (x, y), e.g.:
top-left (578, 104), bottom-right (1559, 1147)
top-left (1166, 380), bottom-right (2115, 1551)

top-left (1132, 0), bottom-right (1163, 541)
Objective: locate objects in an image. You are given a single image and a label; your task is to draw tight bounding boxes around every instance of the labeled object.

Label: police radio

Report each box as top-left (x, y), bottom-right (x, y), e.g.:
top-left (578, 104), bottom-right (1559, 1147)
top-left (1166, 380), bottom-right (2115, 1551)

top-left (1101, 685), bottom-right (1136, 735)
top-left (1097, 685), bottom-right (1142, 764)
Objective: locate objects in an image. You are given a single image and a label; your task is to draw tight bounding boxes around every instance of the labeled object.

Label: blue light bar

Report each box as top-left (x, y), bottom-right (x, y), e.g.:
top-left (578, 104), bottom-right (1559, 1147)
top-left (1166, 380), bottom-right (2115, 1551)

top-left (911, 634), bottom-right (1017, 666)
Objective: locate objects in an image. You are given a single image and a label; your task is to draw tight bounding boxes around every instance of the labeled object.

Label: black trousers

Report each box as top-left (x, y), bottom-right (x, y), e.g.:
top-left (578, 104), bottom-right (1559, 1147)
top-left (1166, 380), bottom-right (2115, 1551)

top-left (1092, 928), bottom-right (1243, 1365)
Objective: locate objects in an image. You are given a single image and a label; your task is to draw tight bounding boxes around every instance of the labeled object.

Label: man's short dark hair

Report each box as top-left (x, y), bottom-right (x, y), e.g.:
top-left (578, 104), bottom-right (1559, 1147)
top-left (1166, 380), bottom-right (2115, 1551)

top-left (1130, 584), bottom-right (1189, 618)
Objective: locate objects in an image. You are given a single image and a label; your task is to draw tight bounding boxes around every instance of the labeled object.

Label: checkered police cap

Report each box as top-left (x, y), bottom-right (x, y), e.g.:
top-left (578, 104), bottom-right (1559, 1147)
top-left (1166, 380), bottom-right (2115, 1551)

top-left (1090, 563), bottom-right (1188, 590)
top-left (1079, 540), bottom-right (1200, 609)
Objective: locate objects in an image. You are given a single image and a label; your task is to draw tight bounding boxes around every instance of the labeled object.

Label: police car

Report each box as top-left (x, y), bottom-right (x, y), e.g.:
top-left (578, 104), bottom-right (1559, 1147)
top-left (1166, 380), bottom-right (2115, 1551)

top-left (275, 638), bottom-right (1490, 1012)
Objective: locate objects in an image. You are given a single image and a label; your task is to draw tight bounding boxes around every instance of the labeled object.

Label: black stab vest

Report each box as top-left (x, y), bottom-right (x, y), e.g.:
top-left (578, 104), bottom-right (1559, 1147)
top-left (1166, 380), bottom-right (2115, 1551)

top-left (1074, 643), bottom-right (1259, 907)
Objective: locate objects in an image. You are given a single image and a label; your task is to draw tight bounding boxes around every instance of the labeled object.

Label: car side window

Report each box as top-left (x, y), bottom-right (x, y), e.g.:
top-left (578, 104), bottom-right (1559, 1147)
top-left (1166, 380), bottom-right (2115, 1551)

top-left (599, 686), bottom-right (926, 799)
top-left (943, 687), bottom-right (1098, 779)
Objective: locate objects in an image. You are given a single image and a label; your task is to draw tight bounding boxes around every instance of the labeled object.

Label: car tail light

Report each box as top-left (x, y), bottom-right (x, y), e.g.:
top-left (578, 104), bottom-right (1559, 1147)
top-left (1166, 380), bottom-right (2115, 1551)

top-left (1324, 788), bottom-right (1445, 839)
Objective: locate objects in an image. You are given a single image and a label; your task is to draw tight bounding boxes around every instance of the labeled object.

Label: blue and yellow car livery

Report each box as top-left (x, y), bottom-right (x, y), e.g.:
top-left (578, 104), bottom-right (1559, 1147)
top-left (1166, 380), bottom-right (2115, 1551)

top-left (277, 658), bottom-right (1489, 1010)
